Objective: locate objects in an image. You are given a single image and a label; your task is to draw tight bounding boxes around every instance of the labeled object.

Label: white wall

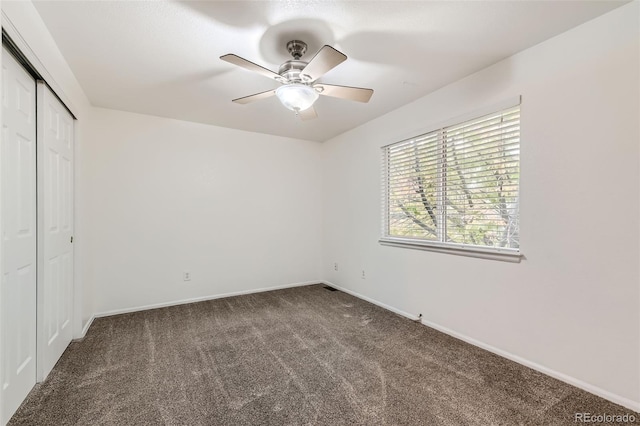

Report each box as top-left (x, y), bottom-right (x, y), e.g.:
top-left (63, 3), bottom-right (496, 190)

top-left (86, 108), bottom-right (323, 314)
top-left (1, 1), bottom-right (93, 336)
top-left (321, 3), bottom-right (639, 410)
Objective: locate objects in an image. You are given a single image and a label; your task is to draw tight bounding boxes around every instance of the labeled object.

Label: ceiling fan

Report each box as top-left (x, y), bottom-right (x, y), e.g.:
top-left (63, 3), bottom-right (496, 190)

top-left (220, 40), bottom-right (373, 120)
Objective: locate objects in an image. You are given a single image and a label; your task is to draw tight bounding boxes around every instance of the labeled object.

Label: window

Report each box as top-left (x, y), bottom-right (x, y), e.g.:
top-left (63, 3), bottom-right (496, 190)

top-left (381, 103), bottom-right (520, 261)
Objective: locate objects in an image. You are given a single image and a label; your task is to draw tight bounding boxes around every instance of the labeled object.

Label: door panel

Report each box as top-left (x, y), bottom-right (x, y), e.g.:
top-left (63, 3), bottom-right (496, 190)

top-left (37, 82), bottom-right (74, 381)
top-left (1, 45), bottom-right (37, 425)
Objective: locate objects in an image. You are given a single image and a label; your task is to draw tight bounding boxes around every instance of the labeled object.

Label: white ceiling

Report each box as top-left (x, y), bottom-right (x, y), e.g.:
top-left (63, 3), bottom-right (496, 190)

top-left (33, 1), bottom-right (626, 142)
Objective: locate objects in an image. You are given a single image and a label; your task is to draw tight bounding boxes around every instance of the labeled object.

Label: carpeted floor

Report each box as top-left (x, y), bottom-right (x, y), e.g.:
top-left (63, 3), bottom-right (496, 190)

top-left (9, 284), bottom-right (639, 425)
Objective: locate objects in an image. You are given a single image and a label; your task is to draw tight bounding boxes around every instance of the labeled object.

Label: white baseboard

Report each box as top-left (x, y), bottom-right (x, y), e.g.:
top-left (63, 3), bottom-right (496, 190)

top-left (421, 319), bottom-right (640, 413)
top-left (322, 281), bottom-right (640, 413)
top-left (94, 280), bottom-right (320, 319)
top-left (322, 280), bottom-right (420, 321)
top-left (75, 315), bottom-right (95, 340)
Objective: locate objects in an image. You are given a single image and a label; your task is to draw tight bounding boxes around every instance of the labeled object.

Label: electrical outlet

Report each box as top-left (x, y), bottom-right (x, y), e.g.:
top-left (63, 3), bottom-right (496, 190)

top-left (361, 270), bottom-right (366, 279)
top-left (334, 262), bottom-right (338, 271)
top-left (183, 271), bottom-right (191, 281)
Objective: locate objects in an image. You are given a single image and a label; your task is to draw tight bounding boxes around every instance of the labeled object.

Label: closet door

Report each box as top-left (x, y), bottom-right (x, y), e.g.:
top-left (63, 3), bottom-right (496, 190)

top-left (1, 46), bottom-right (38, 425)
top-left (37, 83), bottom-right (74, 380)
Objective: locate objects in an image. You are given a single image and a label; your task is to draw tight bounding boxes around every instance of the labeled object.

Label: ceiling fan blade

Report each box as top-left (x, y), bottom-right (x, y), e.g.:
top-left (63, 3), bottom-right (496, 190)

top-left (232, 89), bottom-right (276, 104)
top-left (220, 54), bottom-right (284, 82)
top-left (300, 45), bottom-right (347, 82)
top-left (298, 106), bottom-right (317, 121)
top-left (314, 84), bottom-right (374, 103)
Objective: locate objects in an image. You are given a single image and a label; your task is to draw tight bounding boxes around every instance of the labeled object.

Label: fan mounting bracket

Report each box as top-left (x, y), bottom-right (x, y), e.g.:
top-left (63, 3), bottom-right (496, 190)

top-left (286, 40), bottom-right (307, 60)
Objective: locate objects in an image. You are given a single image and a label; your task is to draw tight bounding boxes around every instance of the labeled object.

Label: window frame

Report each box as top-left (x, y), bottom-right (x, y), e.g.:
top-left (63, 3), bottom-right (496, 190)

top-left (379, 98), bottom-right (522, 263)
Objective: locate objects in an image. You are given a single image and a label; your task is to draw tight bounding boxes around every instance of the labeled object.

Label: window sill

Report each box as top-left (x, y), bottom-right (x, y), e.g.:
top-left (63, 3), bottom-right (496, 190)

top-left (378, 237), bottom-right (522, 263)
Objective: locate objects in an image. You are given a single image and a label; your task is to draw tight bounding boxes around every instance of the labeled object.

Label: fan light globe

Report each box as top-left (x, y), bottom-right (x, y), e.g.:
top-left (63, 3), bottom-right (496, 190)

top-left (275, 84), bottom-right (319, 112)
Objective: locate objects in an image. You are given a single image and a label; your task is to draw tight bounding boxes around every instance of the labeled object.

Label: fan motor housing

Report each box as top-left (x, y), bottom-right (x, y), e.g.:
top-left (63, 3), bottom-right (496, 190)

top-left (278, 60), bottom-right (309, 83)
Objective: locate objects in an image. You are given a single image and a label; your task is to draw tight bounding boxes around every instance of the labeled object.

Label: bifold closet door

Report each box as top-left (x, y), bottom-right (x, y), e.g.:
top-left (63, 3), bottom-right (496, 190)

top-left (1, 45), bottom-right (38, 425)
top-left (37, 82), bottom-right (74, 381)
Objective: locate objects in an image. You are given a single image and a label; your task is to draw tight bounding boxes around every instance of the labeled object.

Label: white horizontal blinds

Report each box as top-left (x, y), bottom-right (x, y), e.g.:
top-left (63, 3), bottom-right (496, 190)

top-left (383, 104), bottom-right (520, 251)
top-left (381, 147), bottom-right (390, 236)
top-left (444, 106), bottom-right (520, 249)
top-left (386, 131), bottom-right (441, 241)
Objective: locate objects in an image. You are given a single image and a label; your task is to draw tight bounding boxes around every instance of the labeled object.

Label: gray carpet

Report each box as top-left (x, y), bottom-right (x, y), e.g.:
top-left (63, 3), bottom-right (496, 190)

top-left (9, 284), bottom-right (639, 425)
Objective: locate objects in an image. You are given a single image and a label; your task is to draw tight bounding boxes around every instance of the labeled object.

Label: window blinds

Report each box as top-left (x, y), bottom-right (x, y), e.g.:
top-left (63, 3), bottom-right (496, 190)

top-left (382, 105), bottom-right (520, 253)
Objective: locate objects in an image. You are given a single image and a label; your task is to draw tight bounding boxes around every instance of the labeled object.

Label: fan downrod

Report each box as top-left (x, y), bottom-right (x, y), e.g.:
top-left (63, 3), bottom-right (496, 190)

top-left (286, 40), bottom-right (307, 60)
